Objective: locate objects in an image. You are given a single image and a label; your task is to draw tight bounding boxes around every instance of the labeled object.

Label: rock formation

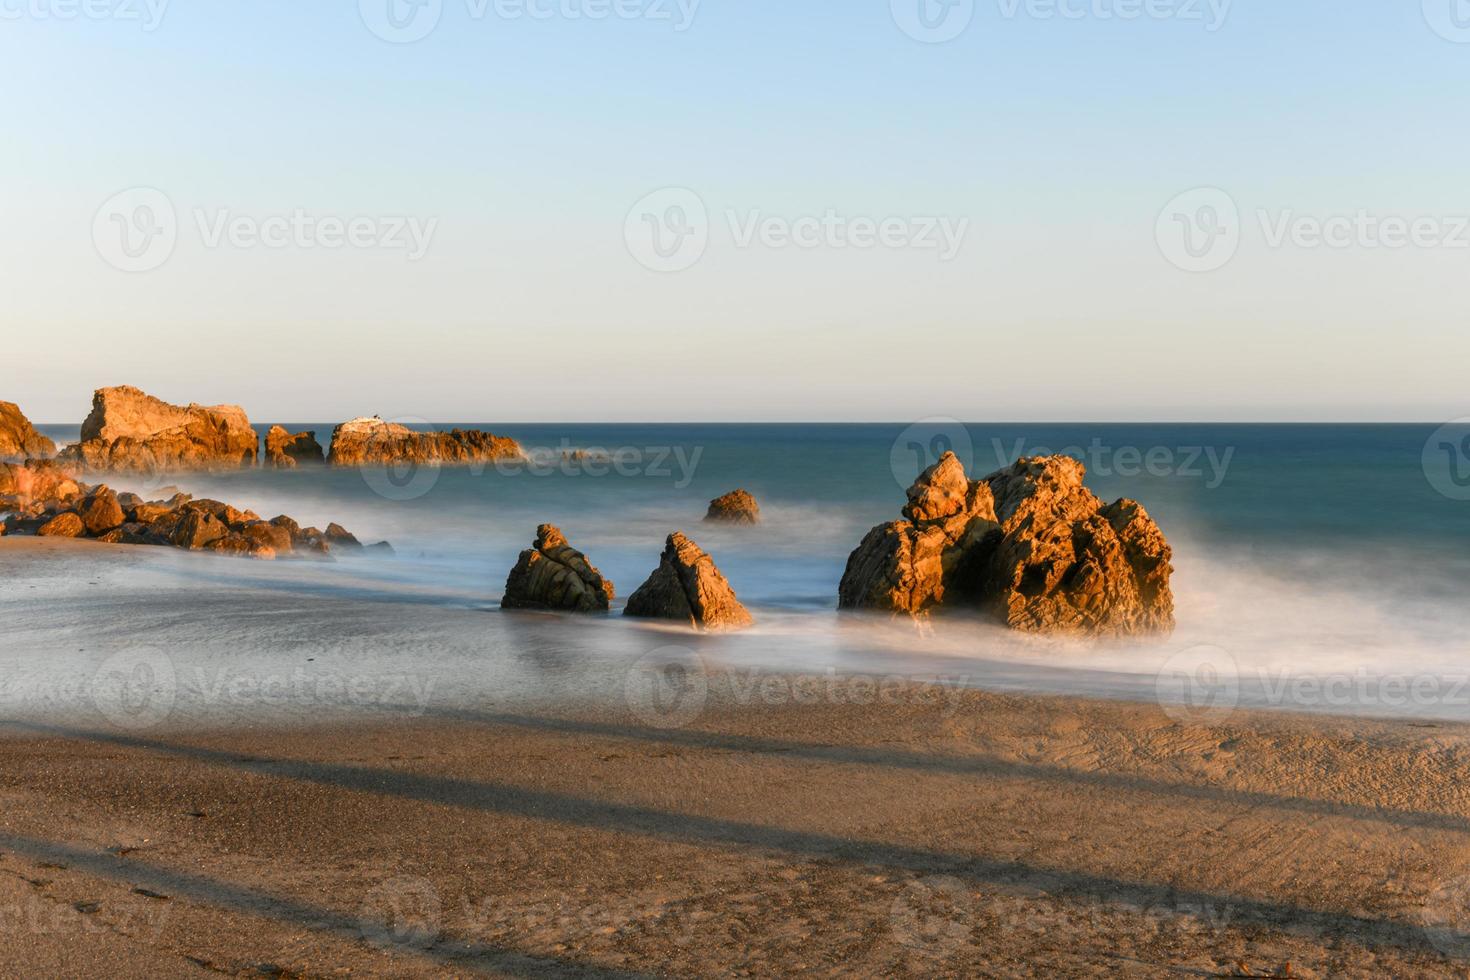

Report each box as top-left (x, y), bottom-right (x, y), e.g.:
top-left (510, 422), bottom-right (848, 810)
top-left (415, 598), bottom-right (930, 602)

top-left (838, 453), bottom-right (1174, 638)
top-left (0, 402), bottom-right (55, 460)
top-left (502, 525), bottom-right (614, 613)
top-left (59, 386), bottom-right (257, 472)
top-left (0, 459), bottom-right (381, 562)
top-left (264, 426), bottom-right (324, 469)
top-left (327, 417), bottom-right (524, 466)
top-left (624, 532), bottom-right (753, 631)
top-left (705, 489), bottom-right (761, 525)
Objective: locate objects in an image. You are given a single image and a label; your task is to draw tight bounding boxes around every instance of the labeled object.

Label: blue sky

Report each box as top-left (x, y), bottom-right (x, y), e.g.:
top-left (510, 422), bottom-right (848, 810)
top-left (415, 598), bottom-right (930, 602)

top-left (3, 1), bottom-right (1469, 422)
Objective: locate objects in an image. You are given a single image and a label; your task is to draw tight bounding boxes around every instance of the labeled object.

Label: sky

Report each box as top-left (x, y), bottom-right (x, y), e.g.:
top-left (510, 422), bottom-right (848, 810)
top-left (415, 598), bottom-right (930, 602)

top-left (3, 0), bottom-right (1469, 423)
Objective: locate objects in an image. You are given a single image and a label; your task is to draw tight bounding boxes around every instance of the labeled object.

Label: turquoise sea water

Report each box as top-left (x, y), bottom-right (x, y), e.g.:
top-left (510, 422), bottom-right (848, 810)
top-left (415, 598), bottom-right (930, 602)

top-left (23, 422), bottom-right (1470, 722)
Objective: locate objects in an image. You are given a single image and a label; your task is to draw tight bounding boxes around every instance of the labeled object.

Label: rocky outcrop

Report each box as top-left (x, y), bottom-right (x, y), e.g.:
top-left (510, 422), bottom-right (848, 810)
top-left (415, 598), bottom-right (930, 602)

top-left (624, 532), bottom-right (753, 632)
top-left (59, 386), bottom-right (257, 473)
top-left (705, 489), bottom-right (761, 525)
top-left (327, 417), bottom-right (524, 466)
top-left (265, 426), bottom-right (324, 469)
top-left (838, 453), bottom-right (1174, 638)
top-left (0, 460), bottom-right (381, 562)
top-left (502, 525), bottom-right (614, 613)
top-left (0, 402), bottom-right (55, 460)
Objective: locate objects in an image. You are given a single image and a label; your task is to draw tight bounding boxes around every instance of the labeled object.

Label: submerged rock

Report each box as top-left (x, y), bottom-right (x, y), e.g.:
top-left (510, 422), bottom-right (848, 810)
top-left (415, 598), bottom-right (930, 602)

top-left (624, 532), bottom-right (753, 632)
top-left (704, 489), bottom-right (761, 525)
top-left (502, 525), bottom-right (614, 613)
top-left (0, 402), bottom-right (55, 460)
top-left (838, 453), bottom-right (1175, 638)
top-left (264, 426), bottom-right (324, 469)
top-left (60, 386), bottom-right (257, 473)
top-left (327, 417), bottom-right (523, 467)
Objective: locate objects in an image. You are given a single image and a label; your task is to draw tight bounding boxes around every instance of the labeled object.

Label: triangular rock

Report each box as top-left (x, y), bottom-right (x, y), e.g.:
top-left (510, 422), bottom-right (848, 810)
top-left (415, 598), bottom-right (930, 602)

top-left (625, 532), bottom-right (753, 632)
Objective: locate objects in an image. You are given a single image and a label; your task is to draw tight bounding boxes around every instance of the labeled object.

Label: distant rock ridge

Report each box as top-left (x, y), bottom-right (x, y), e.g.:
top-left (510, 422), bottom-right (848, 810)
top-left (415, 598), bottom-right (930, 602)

top-left (625, 532), bottom-right (753, 632)
top-left (59, 386), bottom-right (257, 473)
top-left (0, 401), bottom-right (55, 460)
top-left (838, 453), bottom-right (1174, 638)
top-left (327, 417), bottom-right (524, 466)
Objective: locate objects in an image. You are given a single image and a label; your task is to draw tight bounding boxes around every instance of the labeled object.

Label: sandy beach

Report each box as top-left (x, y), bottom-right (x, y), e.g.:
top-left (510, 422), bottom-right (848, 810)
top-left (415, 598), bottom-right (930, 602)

top-left (4, 538), bottom-right (1470, 977)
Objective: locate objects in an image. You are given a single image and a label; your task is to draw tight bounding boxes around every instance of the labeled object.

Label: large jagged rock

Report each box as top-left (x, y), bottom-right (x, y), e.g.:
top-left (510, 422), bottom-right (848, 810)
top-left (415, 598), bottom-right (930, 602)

top-left (327, 417), bottom-right (524, 466)
top-left (705, 489), bottom-right (761, 525)
top-left (624, 532), bottom-right (753, 632)
top-left (264, 426), bottom-right (324, 469)
top-left (502, 524), bottom-right (614, 613)
top-left (0, 402), bottom-right (55, 460)
top-left (59, 386), bottom-right (257, 473)
top-left (838, 453), bottom-right (1175, 638)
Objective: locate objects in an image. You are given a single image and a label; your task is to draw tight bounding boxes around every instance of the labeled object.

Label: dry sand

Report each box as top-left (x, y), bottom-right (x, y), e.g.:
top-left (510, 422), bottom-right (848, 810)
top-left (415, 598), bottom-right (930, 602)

top-left (4, 538), bottom-right (1470, 977)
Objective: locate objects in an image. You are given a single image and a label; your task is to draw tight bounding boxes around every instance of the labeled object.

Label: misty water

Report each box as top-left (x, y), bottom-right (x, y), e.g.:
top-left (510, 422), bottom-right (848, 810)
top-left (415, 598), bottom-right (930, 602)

top-left (8, 422), bottom-right (1470, 728)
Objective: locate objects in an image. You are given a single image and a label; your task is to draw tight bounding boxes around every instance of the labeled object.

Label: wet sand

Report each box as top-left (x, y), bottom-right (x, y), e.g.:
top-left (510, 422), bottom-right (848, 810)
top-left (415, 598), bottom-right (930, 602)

top-left (4, 538), bottom-right (1470, 976)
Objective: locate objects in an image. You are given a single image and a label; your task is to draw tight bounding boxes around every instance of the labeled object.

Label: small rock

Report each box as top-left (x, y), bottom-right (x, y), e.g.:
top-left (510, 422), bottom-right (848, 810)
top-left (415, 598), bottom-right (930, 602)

top-left (704, 489), bottom-right (761, 525)
top-left (78, 486), bottom-right (126, 536)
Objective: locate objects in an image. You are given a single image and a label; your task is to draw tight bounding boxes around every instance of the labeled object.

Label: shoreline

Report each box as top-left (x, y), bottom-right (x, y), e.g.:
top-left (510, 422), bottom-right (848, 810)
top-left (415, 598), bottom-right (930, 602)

top-left (7, 535), bottom-right (1470, 732)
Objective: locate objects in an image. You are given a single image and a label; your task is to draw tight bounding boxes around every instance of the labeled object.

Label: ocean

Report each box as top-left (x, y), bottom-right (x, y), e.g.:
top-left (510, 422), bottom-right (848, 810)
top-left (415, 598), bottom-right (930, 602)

top-left (20, 421), bottom-right (1470, 723)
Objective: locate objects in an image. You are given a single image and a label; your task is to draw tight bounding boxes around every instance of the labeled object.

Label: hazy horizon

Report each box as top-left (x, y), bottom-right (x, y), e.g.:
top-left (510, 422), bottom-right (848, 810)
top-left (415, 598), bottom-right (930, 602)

top-left (6, 2), bottom-right (1470, 424)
